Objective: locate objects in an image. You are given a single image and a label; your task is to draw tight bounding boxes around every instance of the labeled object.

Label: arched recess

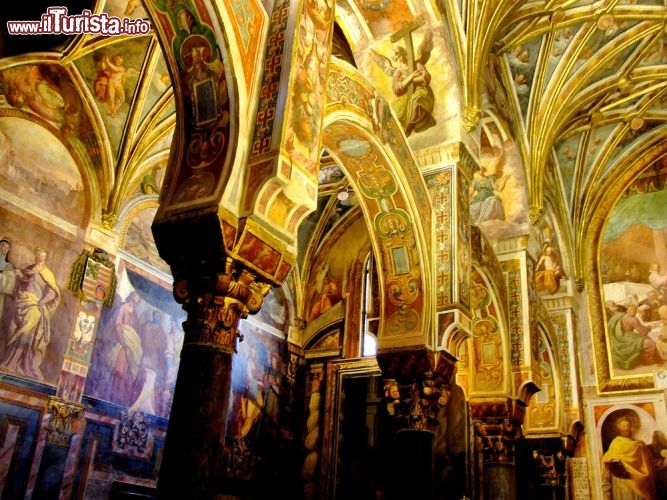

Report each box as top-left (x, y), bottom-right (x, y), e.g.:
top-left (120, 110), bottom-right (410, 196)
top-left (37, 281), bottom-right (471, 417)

top-left (523, 325), bottom-right (561, 436)
top-left (463, 264), bottom-right (511, 397)
top-left (582, 132), bottom-right (667, 392)
top-left (321, 59), bottom-right (432, 352)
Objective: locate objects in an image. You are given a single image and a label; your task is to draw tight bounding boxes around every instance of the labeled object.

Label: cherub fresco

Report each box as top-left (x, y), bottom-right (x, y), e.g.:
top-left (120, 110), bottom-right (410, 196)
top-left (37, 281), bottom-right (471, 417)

top-left (535, 243), bottom-right (565, 295)
top-left (370, 31), bottom-right (435, 136)
top-left (93, 51), bottom-right (139, 118)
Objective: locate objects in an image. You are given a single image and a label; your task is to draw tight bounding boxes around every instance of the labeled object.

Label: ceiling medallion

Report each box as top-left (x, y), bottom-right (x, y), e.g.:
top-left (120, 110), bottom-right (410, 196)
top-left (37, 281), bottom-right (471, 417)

top-left (630, 117), bottom-right (644, 131)
top-left (597, 13), bottom-right (614, 31)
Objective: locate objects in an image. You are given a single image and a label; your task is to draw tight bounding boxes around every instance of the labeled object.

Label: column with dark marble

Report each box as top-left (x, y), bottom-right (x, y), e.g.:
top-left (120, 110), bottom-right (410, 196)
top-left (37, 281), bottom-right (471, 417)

top-left (157, 257), bottom-right (270, 499)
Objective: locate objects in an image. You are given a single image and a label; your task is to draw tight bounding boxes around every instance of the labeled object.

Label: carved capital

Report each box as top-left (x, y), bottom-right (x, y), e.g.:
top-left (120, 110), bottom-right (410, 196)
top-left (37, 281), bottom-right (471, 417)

top-left (293, 317), bottom-right (307, 330)
top-left (473, 418), bottom-right (521, 464)
top-left (173, 257), bottom-right (272, 351)
top-left (382, 377), bottom-right (448, 433)
top-left (46, 397), bottom-right (84, 447)
top-left (101, 211), bottom-right (118, 230)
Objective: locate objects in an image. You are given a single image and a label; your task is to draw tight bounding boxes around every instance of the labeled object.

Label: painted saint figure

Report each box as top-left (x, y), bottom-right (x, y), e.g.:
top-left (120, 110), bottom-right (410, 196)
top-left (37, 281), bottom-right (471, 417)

top-left (370, 32), bottom-right (435, 136)
top-left (2, 247), bottom-right (61, 380)
top-left (608, 305), bottom-right (661, 370)
top-left (535, 243), bottom-right (565, 295)
top-left (129, 310), bottom-right (168, 416)
top-left (107, 291), bottom-right (143, 407)
top-left (308, 274), bottom-right (341, 322)
top-left (93, 52), bottom-right (138, 118)
top-left (469, 148), bottom-right (510, 225)
top-left (602, 415), bottom-right (657, 500)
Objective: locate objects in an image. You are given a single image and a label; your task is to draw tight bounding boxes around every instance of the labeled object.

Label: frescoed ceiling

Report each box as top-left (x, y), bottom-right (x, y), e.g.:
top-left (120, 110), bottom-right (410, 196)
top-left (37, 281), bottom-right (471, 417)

top-left (1, 0), bottom-right (666, 283)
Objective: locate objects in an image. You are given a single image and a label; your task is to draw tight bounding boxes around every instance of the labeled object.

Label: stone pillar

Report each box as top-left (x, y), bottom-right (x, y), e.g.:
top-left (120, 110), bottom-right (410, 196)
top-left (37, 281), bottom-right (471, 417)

top-left (157, 257), bottom-right (270, 499)
top-left (472, 408), bottom-right (523, 500)
top-left (376, 359), bottom-right (459, 500)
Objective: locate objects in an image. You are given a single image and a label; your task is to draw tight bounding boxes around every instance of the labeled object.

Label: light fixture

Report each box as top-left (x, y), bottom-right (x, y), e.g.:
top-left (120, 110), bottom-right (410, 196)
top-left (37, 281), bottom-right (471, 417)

top-left (337, 189), bottom-right (349, 201)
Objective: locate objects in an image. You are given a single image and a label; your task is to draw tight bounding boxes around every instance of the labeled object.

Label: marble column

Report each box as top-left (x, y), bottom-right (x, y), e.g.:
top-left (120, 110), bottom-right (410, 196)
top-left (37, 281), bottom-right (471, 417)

top-left (157, 257), bottom-right (270, 499)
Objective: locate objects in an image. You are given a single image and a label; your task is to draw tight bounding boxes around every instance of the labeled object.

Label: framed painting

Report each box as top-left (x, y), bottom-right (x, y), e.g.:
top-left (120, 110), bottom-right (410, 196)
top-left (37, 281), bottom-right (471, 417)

top-left (585, 158), bottom-right (667, 392)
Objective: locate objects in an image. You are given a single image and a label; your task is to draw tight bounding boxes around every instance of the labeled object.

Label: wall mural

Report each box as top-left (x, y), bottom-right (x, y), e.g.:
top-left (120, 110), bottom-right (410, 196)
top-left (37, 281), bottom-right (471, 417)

top-left (121, 205), bottom-right (171, 275)
top-left (587, 396), bottom-right (667, 500)
top-left (85, 264), bottom-right (185, 418)
top-left (306, 215), bottom-right (370, 325)
top-left (369, 30), bottom-right (435, 136)
top-left (471, 138), bottom-right (528, 240)
top-left (599, 162), bottom-right (667, 379)
top-left (254, 286), bottom-right (289, 332)
top-left (534, 213), bottom-right (567, 296)
top-left (344, 0), bottom-right (461, 150)
top-left (224, 321), bottom-right (298, 496)
top-left (0, 63), bottom-right (102, 171)
top-left (0, 207), bottom-right (81, 385)
top-left (76, 38), bottom-right (148, 158)
top-left (0, 117), bottom-right (88, 228)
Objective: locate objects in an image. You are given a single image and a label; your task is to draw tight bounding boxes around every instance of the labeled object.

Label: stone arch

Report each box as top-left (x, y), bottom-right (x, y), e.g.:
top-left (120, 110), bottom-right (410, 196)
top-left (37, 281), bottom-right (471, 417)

top-left (322, 59), bottom-right (432, 351)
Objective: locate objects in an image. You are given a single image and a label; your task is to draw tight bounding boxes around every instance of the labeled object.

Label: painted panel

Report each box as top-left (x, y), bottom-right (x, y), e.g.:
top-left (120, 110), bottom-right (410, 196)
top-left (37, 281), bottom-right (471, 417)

top-left (599, 164), bottom-right (667, 381)
top-left (0, 207), bottom-right (81, 385)
top-left (224, 322), bottom-right (298, 494)
top-left (76, 38), bottom-right (150, 158)
top-left (0, 117), bottom-right (87, 229)
top-left (306, 216), bottom-right (370, 324)
top-left (85, 264), bottom-right (185, 418)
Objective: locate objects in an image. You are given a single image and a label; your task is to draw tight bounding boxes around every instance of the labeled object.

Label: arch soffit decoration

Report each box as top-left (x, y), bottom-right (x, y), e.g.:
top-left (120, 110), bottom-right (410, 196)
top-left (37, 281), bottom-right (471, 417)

top-left (582, 135), bottom-right (667, 393)
top-left (321, 59), bottom-right (432, 350)
top-left (143, 0), bottom-right (240, 225)
top-left (523, 325), bottom-right (562, 435)
top-left (467, 263), bottom-right (511, 396)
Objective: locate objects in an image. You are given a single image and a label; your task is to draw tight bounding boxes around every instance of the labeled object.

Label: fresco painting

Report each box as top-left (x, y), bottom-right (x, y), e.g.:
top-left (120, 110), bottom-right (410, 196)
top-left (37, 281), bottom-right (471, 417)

top-left (85, 264), bottom-right (185, 418)
top-left (600, 161), bottom-right (667, 377)
top-left (369, 30), bottom-right (435, 137)
top-left (0, 117), bottom-right (87, 228)
top-left (0, 207), bottom-right (81, 385)
top-left (306, 215), bottom-right (370, 324)
top-left (534, 213), bottom-right (567, 296)
top-left (76, 37), bottom-right (150, 157)
top-left (122, 205), bottom-right (171, 275)
top-left (588, 398), bottom-right (667, 500)
top-left (225, 321), bottom-right (296, 491)
top-left (471, 133), bottom-right (528, 240)
top-left (254, 285), bottom-right (289, 331)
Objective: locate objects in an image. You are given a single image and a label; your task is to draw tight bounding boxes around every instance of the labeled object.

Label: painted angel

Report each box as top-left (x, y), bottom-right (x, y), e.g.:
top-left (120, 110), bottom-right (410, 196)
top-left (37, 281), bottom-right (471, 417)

top-left (370, 31), bottom-right (435, 135)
